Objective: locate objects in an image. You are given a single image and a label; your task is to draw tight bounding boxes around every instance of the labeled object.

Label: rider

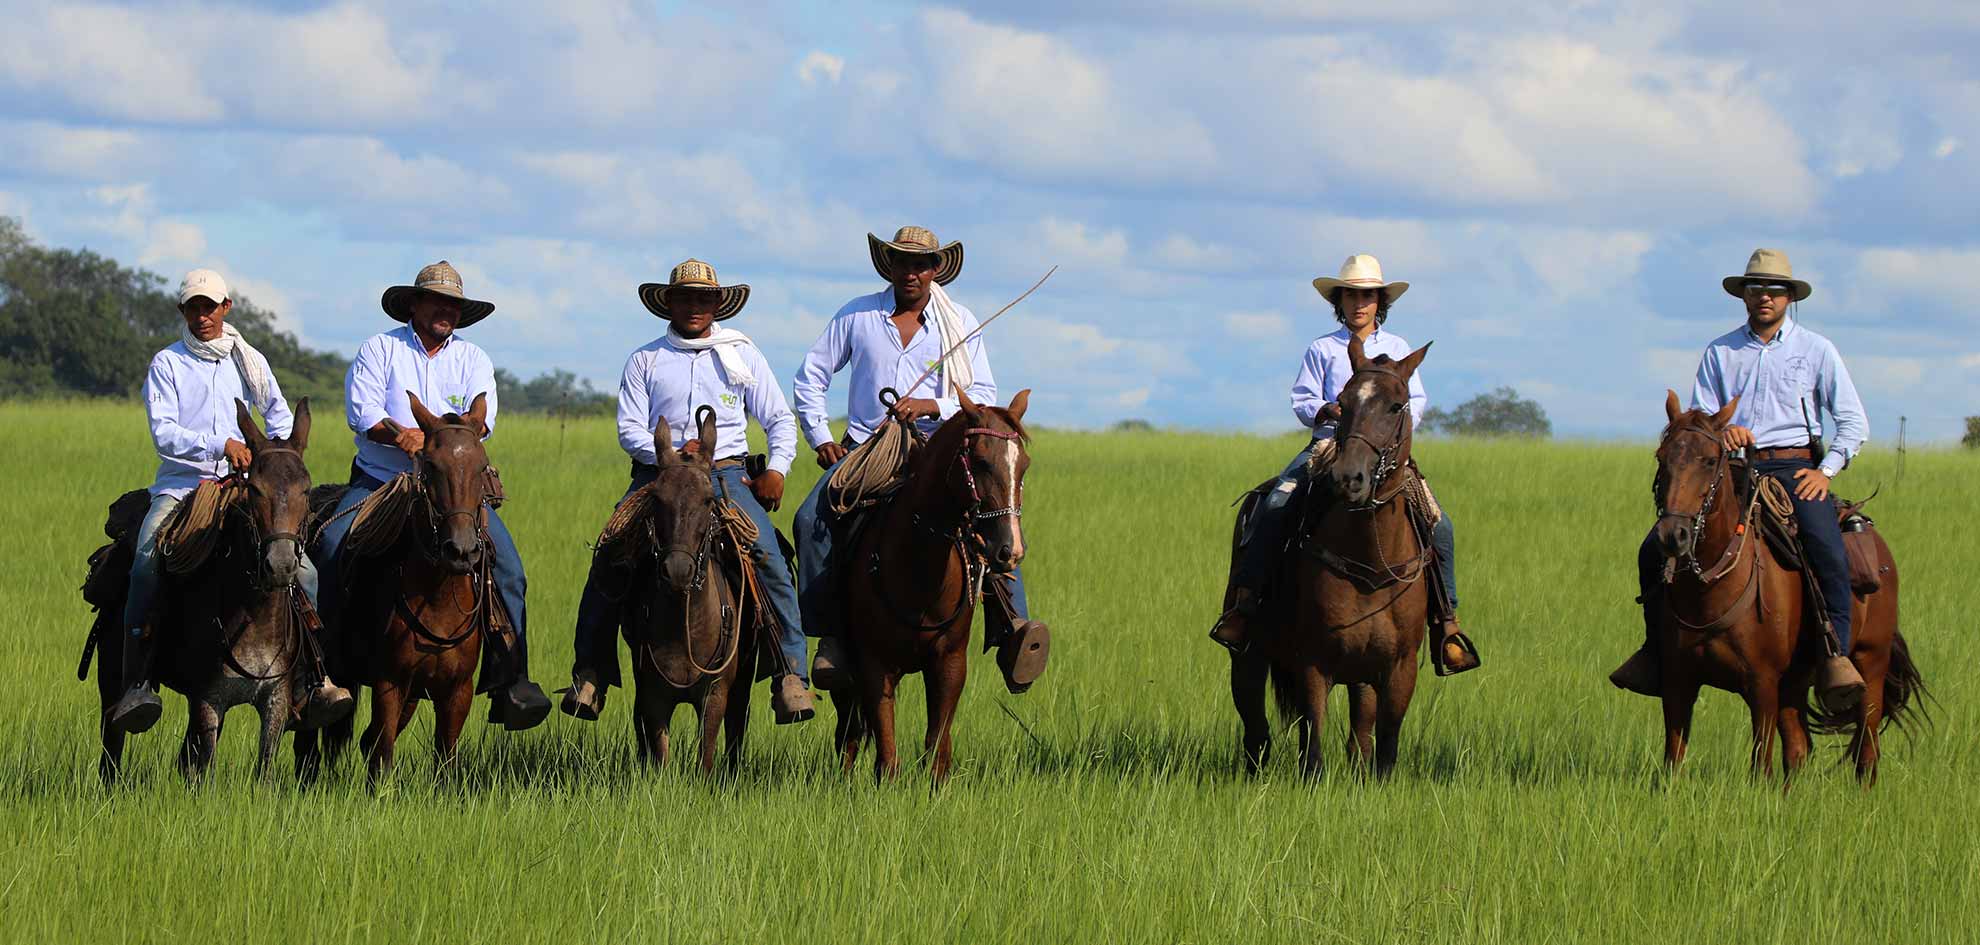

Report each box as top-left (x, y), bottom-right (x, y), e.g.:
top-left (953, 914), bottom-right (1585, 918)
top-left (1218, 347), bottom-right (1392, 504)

top-left (791, 226), bottom-right (1050, 693)
top-left (560, 259), bottom-right (814, 724)
top-left (107, 268), bottom-right (355, 734)
top-left (1611, 248), bottom-right (1868, 709)
top-left (314, 261), bottom-right (552, 731)
top-left (1209, 254), bottom-right (1479, 672)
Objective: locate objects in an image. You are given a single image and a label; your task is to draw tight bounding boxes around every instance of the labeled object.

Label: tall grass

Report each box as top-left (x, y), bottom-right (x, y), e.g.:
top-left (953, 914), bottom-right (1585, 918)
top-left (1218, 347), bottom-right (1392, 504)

top-left (1, 401), bottom-right (1973, 943)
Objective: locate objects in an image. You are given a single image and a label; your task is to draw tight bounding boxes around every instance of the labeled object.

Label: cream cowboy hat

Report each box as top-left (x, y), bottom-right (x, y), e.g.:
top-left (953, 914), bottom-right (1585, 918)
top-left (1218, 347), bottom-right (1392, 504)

top-left (381, 260), bottom-right (495, 328)
top-left (868, 226), bottom-right (964, 286)
top-left (1312, 254), bottom-right (1408, 303)
top-left (1722, 248), bottom-right (1812, 302)
top-left (639, 258), bottom-right (750, 321)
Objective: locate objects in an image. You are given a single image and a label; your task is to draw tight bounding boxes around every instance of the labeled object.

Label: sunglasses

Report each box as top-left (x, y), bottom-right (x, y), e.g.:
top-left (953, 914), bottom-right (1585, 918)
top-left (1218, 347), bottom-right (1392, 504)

top-left (1742, 283), bottom-right (1793, 298)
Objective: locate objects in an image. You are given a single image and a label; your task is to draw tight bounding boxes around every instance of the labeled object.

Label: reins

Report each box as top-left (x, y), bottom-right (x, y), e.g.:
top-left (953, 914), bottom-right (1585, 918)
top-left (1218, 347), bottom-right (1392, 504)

top-left (864, 406), bottom-right (1021, 631)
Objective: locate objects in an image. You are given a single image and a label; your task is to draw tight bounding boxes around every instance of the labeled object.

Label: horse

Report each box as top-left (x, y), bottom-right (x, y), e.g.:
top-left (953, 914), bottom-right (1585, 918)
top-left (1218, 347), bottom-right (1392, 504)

top-left (1648, 391), bottom-right (1925, 784)
top-left (89, 398), bottom-right (322, 785)
top-left (1231, 338), bottom-right (1434, 780)
top-left (828, 388), bottom-right (1032, 785)
top-left (612, 408), bottom-right (761, 772)
top-left (295, 392), bottom-right (506, 787)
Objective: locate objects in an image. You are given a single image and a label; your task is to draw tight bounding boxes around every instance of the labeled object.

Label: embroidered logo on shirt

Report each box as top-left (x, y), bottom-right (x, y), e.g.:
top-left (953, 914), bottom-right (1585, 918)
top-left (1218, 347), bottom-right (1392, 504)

top-left (719, 392), bottom-right (739, 408)
top-left (446, 394), bottom-right (468, 412)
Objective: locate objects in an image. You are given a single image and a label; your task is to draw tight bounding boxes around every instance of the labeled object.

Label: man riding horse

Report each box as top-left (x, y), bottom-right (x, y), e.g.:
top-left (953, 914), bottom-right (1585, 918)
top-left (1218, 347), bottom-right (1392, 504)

top-left (1210, 254), bottom-right (1479, 673)
top-left (791, 226), bottom-right (1050, 693)
top-left (106, 268), bottom-right (355, 734)
top-left (1611, 249), bottom-right (1868, 710)
top-left (314, 261), bottom-right (552, 730)
top-left (561, 258), bottom-right (815, 725)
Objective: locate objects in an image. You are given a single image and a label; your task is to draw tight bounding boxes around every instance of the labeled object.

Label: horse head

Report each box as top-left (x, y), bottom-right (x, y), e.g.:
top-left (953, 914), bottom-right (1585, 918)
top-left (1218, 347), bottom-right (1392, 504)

top-left (1653, 389), bottom-right (1740, 562)
top-left (647, 408), bottom-right (722, 593)
top-left (952, 388), bottom-right (1032, 573)
top-left (234, 397), bottom-right (313, 588)
top-left (409, 391), bottom-right (492, 574)
top-left (1331, 336), bottom-right (1429, 507)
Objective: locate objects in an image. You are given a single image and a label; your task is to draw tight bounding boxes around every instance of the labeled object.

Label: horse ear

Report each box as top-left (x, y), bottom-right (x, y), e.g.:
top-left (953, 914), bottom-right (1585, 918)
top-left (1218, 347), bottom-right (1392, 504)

top-left (1396, 342), bottom-right (1432, 379)
top-left (235, 398), bottom-right (270, 453)
top-left (407, 391), bottom-right (441, 434)
top-left (1664, 389), bottom-right (1682, 423)
top-left (651, 415), bottom-right (680, 466)
top-left (288, 397), bottom-right (311, 452)
top-left (1006, 389), bottom-right (1030, 423)
top-left (955, 383), bottom-right (979, 418)
top-left (696, 405), bottom-right (718, 460)
top-left (1712, 395), bottom-right (1740, 428)
top-left (462, 392), bottom-right (489, 431)
top-left (1347, 333), bottom-right (1369, 373)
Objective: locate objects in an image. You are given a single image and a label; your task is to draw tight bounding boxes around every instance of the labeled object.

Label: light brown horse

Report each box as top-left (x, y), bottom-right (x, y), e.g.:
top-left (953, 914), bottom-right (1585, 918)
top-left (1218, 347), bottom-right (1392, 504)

top-left (1649, 392), bottom-right (1925, 784)
top-left (830, 389), bottom-right (1032, 785)
top-left (1232, 338), bottom-right (1433, 779)
top-left (621, 409), bottom-right (759, 773)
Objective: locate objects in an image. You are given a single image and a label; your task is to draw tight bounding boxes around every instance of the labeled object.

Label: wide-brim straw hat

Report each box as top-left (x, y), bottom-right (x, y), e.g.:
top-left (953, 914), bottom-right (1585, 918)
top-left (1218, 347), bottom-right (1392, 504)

top-left (639, 258), bottom-right (750, 321)
top-left (868, 226), bottom-right (964, 286)
top-left (1722, 248), bottom-right (1812, 302)
top-left (1311, 254), bottom-right (1408, 303)
top-left (381, 260), bottom-right (495, 328)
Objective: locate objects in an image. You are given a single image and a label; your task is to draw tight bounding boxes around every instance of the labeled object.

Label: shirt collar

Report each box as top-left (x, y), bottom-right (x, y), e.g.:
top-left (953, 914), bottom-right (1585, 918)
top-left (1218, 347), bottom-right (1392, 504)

top-left (399, 323), bottom-right (456, 357)
top-left (1741, 316), bottom-right (1795, 347)
top-left (884, 287), bottom-right (930, 326)
top-left (1329, 326), bottom-right (1383, 345)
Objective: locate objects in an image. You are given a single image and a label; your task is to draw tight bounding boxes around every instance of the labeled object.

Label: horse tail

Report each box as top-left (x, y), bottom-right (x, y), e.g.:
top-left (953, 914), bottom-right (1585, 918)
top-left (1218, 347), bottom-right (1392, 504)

top-left (1879, 632), bottom-right (1930, 731)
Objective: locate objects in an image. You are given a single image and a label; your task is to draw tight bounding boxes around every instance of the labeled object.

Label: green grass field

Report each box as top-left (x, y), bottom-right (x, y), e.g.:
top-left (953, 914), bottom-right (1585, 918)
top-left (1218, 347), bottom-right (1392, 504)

top-left (2, 400), bottom-right (1974, 943)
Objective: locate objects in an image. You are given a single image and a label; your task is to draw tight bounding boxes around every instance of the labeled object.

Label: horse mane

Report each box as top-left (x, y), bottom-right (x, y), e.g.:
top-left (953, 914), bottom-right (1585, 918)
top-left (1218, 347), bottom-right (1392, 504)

top-left (1659, 408), bottom-right (1723, 442)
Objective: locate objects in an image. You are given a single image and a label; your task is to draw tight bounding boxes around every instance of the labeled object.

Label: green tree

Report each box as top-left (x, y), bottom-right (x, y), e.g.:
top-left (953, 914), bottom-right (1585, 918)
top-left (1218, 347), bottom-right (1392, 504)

top-left (1963, 416), bottom-right (1980, 449)
top-left (1420, 386), bottom-right (1552, 438)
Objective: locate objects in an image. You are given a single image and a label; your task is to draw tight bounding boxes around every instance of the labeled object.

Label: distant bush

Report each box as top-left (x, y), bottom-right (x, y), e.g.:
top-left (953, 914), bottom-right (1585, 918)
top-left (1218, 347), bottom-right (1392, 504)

top-left (1964, 416), bottom-right (1980, 449)
top-left (494, 368), bottom-right (613, 417)
top-left (1110, 418), bottom-right (1154, 433)
top-left (1421, 387), bottom-right (1551, 438)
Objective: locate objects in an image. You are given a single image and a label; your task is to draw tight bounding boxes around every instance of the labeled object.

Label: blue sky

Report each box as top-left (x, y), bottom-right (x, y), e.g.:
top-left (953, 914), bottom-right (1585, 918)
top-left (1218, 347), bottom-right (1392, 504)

top-left (2, 0), bottom-right (1976, 441)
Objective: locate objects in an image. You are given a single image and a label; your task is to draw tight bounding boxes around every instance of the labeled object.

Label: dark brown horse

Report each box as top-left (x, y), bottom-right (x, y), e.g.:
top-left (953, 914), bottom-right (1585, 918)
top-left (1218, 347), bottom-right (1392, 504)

top-left (620, 409), bottom-right (759, 772)
top-left (830, 389), bottom-right (1032, 784)
top-left (1232, 339), bottom-right (1433, 780)
top-left (1649, 392), bottom-right (1924, 784)
top-left (90, 399), bottom-right (321, 785)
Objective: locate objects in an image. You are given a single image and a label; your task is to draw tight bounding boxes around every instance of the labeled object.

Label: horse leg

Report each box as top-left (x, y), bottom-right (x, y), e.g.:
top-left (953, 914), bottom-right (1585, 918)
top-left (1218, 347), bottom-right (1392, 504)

top-left (432, 681), bottom-right (473, 780)
top-left (834, 687), bottom-right (864, 775)
top-left (923, 648), bottom-right (967, 787)
top-left (364, 681), bottom-right (406, 788)
top-left (1743, 678), bottom-right (1781, 780)
top-left (1230, 650), bottom-right (1271, 775)
top-left (696, 683), bottom-right (728, 775)
top-left (1295, 668), bottom-right (1330, 781)
top-left (1778, 685), bottom-right (1813, 791)
top-left (253, 687), bottom-right (290, 785)
top-left (1373, 658), bottom-right (1418, 781)
top-left (1660, 672), bottom-right (1700, 772)
top-left (864, 667), bottom-right (901, 783)
top-left (1344, 683), bottom-right (1377, 777)
top-left (99, 719), bottom-right (128, 788)
top-left (178, 699), bottom-right (222, 787)
top-left (1853, 672), bottom-right (1886, 786)
top-left (722, 674), bottom-right (752, 777)
top-left (632, 687), bottom-right (670, 768)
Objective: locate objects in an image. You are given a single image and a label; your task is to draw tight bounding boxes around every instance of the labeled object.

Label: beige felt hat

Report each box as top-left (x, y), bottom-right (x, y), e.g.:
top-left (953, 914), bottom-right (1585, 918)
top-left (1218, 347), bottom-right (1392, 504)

top-left (1311, 254), bottom-right (1408, 303)
top-left (638, 258), bottom-right (750, 321)
top-left (177, 268), bottom-right (229, 305)
top-left (380, 260), bottom-right (495, 328)
top-left (1722, 248), bottom-right (1812, 302)
top-left (868, 226), bottom-right (964, 286)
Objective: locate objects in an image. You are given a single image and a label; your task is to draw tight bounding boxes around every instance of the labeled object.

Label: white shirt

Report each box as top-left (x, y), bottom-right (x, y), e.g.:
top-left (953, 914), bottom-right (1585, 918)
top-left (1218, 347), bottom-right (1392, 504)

top-left (1690, 317), bottom-right (1868, 478)
top-left (143, 341), bottom-right (293, 498)
top-left (1290, 327), bottom-right (1428, 438)
top-left (617, 334), bottom-right (798, 474)
top-left (344, 325), bottom-right (498, 482)
top-left (792, 288), bottom-right (998, 447)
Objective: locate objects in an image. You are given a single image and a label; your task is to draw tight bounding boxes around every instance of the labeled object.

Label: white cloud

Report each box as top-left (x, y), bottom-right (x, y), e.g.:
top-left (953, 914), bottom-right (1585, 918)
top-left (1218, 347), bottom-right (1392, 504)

top-left (1851, 355), bottom-right (1927, 390)
top-left (1958, 353), bottom-right (1980, 369)
top-left (1153, 234), bottom-right (1238, 270)
top-left (798, 51), bottom-right (845, 85)
top-left (1934, 137), bottom-right (1961, 159)
top-left (1853, 247), bottom-right (1980, 301)
top-left (1222, 310), bottom-right (1292, 341)
top-left (0, 3), bottom-right (223, 122)
top-left (270, 136), bottom-right (513, 214)
top-left (1038, 218), bottom-right (1130, 270)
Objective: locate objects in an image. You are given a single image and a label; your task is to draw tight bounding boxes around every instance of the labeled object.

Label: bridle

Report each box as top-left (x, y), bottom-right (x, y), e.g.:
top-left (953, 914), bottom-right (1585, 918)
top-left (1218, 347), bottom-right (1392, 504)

top-left (955, 427), bottom-right (1025, 525)
top-left (234, 446), bottom-right (306, 591)
top-left (1654, 427), bottom-right (1731, 574)
top-left (410, 423), bottom-right (494, 563)
top-left (1335, 370), bottom-right (1412, 509)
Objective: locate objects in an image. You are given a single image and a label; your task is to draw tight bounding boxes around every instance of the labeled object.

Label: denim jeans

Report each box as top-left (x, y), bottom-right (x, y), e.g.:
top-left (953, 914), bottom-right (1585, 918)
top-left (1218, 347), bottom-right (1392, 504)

top-left (122, 490), bottom-right (321, 638)
top-left (570, 462), bottom-right (808, 688)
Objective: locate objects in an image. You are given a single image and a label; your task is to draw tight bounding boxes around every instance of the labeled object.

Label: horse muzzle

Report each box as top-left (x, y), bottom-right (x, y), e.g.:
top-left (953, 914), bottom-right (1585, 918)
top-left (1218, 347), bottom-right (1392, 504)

top-left (1652, 515), bottom-right (1695, 560)
top-left (260, 538), bottom-right (302, 587)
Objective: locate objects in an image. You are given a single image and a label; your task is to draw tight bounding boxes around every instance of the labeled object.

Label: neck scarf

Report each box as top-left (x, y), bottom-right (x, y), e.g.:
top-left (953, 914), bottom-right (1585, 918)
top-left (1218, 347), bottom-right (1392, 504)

top-left (181, 322), bottom-right (273, 405)
top-left (666, 325), bottom-right (756, 386)
top-left (916, 282), bottom-right (974, 393)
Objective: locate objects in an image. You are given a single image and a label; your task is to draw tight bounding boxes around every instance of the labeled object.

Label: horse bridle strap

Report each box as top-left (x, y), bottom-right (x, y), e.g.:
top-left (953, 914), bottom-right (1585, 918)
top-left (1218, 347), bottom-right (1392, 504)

top-left (958, 427), bottom-right (1024, 521)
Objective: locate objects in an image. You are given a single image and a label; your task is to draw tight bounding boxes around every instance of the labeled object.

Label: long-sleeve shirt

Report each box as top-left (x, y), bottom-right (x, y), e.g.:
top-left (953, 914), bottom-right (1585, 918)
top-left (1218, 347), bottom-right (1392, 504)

top-left (792, 288), bottom-right (997, 448)
top-left (1290, 327), bottom-right (1428, 438)
top-left (1689, 317), bottom-right (1867, 478)
top-left (616, 335), bottom-right (798, 474)
top-left (344, 325), bottom-right (498, 482)
top-left (143, 341), bottom-right (294, 498)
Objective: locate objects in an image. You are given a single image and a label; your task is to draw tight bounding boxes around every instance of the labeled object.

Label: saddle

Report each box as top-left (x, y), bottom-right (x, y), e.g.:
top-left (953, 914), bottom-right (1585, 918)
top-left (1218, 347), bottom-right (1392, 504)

top-left (156, 478), bottom-right (245, 575)
top-left (1737, 464), bottom-right (1886, 595)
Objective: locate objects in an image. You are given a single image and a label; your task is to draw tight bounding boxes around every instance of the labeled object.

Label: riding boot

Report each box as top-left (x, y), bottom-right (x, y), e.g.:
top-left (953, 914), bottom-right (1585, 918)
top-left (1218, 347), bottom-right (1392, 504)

top-left (490, 680), bottom-right (552, 731)
top-left (560, 668), bottom-right (605, 721)
top-left (107, 628), bottom-right (163, 734)
top-left (1433, 617), bottom-right (1481, 676)
top-left (811, 635), bottom-right (850, 690)
top-left (293, 598), bottom-right (355, 730)
top-left (1209, 587), bottom-right (1259, 654)
top-left (1816, 655), bottom-right (1865, 715)
top-left (772, 674), bottom-right (816, 724)
top-left (1609, 592), bottom-right (1662, 697)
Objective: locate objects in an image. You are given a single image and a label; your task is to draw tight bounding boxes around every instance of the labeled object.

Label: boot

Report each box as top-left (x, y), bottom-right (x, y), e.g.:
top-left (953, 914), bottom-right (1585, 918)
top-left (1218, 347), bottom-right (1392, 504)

top-left (811, 636), bottom-right (850, 690)
top-left (1208, 587), bottom-right (1258, 654)
top-left (1609, 592), bottom-right (1661, 697)
top-left (996, 619), bottom-right (1051, 694)
top-left (1816, 655), bottom-right (1866, 715)
top-left (489, 679), bottom-right (552, 731)
top-left (297, 678), bottom-right (356, 730)
top-left (772, 674), bottom-right (815, 725)
top-left (1434, 617), bottom-right (1481, 676)
top-left (559, 668), bottom-right (605, 721)
top-left (106, 630), bottom-right (162, 735)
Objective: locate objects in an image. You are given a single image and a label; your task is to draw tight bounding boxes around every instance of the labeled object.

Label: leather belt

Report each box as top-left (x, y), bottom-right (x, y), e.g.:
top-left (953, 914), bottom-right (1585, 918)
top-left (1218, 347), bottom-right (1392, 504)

top-left (1751, 446), bottom-right (1815, 461)
top-left (632, 455), bottom-right (748, 477)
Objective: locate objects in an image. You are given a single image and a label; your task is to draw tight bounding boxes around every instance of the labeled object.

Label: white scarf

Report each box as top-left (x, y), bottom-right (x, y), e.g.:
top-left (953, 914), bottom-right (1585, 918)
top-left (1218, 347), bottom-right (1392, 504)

top-left (666, 325), bottom-right (756, 386)
top-left (922, 282), bottom-right (975, 393)
top-left (181, 322), bottom-right (273, 405)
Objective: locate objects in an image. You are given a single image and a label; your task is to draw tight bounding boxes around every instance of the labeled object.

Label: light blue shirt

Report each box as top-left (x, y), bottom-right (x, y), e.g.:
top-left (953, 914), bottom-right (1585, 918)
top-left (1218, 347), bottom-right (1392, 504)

top-left (344, 325), bottom-right (499, 482)
top-left (1290, 327), bottom-right (1428, 438)
top-left (1689, 317), bottom-right (1867, 478)
top-left (143, 341), bottom-right (294, 498)
top-left (617, 335), bottom-right (798, 474)
top-left (792, 288), bottom-right (997, 447)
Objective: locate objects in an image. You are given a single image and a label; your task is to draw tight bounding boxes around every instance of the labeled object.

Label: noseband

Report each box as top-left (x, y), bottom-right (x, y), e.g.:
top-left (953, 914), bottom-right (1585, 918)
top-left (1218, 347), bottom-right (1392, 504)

top-left (1336, 372), bottom-right (1412, 508)
top-left (957, 428), bottom-right (1025, 524)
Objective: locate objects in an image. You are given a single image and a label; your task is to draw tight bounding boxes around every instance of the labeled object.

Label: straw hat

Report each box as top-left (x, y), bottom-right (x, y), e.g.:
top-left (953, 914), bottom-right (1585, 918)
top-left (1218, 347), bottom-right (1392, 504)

top-left (1722, 248), bottom-right (1812, 302)
top-left (381, 261), bottom-right (495, 328)
top-left (868, 226), bottom-right (964, 286)
top-left (1311, 254), bottom-right (1408, 303)
top-left (639, 259), bottom-right (750, 321)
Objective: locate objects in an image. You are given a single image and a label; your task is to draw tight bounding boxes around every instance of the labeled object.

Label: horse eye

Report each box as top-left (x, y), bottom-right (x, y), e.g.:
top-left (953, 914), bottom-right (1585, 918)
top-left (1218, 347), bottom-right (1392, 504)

top-left (1389, 402), bottom-right (1404, 413)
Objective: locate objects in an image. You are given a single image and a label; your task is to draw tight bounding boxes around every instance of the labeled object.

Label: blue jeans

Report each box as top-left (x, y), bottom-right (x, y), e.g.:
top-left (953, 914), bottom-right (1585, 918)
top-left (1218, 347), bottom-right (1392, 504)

top-left (122, 490), bottom-right (321, 638)
top-left (794, 463), bottom-right (1030, 641)
top-left (572, 463), bottom-right (807, 688)
top-left (316, 465), bottom-right (531, 677)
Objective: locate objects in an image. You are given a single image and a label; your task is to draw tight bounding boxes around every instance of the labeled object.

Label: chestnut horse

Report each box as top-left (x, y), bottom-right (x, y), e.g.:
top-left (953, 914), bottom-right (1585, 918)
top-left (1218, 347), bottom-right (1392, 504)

top-left (1231, 339), bottom-right (1433, 779)
top-left (1649, 392), bottom-right (1925, 784)
top-left (829, 389), bottom-right (1032, 784)
top-left (621, 409), bottom-right (759, 772)
top-left (89, 399), bottom-right (322, 785)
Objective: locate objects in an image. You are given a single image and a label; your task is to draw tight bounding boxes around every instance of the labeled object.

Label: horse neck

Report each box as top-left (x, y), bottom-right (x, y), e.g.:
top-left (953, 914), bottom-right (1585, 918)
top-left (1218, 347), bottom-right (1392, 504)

top-left (1318, 487), bottom-right (1416, 557)
top-left (890, 430), bottom-right (971, 582)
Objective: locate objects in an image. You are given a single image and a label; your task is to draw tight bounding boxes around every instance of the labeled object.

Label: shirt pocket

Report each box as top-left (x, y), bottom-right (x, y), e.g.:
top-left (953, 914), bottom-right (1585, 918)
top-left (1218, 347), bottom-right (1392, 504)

top-left (1769, 354), bottom-right (1810, 403)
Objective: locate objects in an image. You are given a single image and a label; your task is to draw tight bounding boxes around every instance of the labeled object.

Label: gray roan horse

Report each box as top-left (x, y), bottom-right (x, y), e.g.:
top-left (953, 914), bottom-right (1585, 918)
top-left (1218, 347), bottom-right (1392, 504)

top-left (89, 399), bottom-right (323, 785)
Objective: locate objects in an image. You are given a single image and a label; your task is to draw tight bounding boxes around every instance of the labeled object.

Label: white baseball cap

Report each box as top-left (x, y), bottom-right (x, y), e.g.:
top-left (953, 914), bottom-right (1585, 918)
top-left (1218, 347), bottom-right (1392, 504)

top-left (177, 268), bottom-right (230, 306)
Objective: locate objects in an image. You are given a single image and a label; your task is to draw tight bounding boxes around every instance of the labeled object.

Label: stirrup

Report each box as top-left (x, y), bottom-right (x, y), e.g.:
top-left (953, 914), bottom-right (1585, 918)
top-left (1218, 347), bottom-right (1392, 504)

top-left (1433, 628), bottom-right (1481, 677)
